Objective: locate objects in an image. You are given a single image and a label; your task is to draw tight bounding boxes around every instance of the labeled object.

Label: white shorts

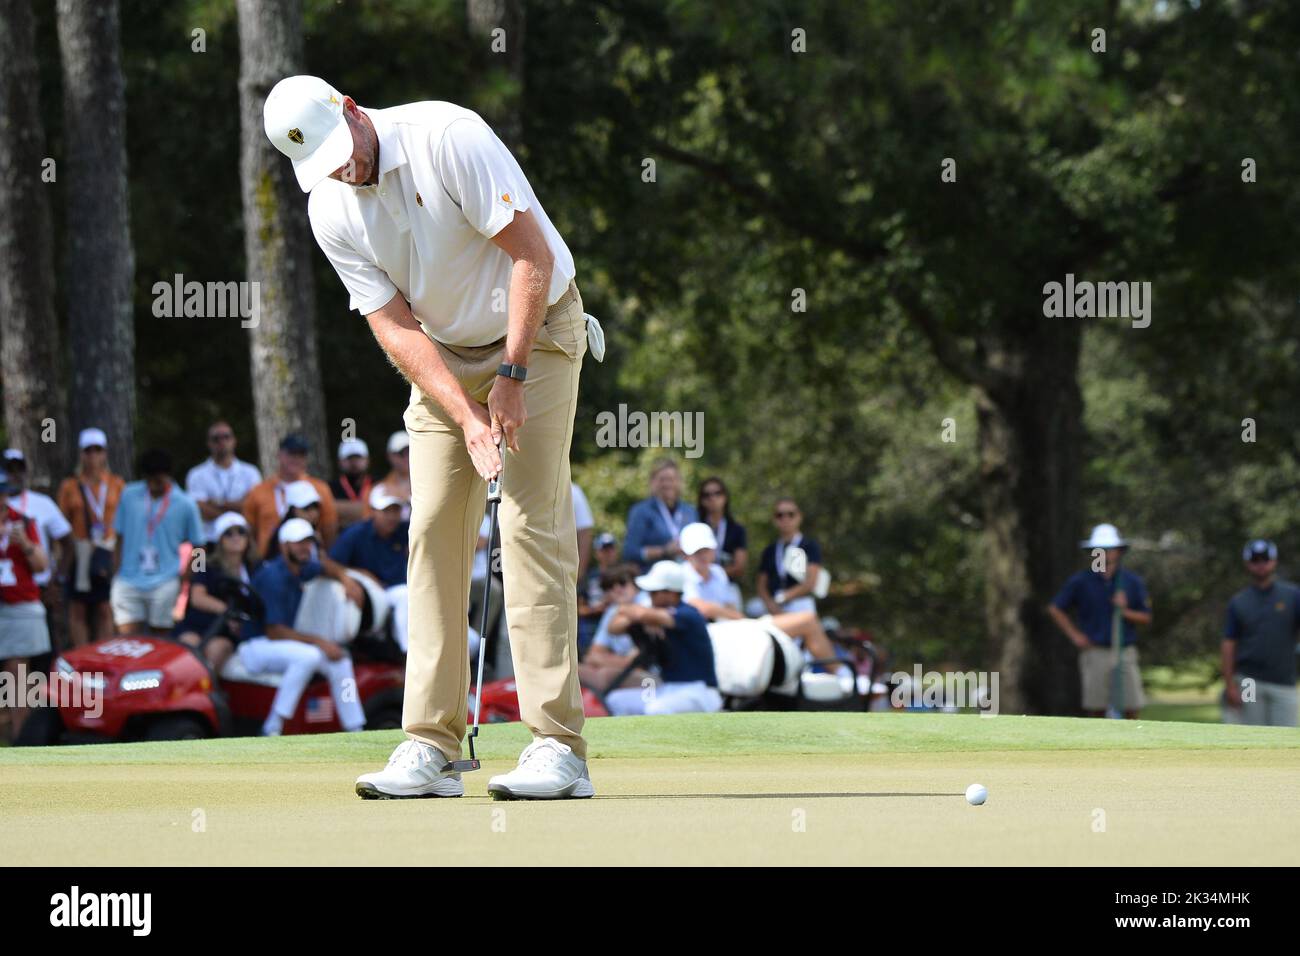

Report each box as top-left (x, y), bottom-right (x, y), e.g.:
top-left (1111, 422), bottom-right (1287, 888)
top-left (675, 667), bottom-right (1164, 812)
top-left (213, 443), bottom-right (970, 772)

top-left (110, 577), bottom-right (181, 630)
top-left (0, 601), bottom-right (51, 659)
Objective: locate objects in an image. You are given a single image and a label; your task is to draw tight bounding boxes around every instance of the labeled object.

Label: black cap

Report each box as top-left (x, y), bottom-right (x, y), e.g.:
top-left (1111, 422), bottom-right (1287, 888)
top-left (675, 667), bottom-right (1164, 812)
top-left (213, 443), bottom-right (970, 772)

top-left (280, 433), bottom-right (310, 454)
top-left (1243, 539), bottom-right (1278, 562)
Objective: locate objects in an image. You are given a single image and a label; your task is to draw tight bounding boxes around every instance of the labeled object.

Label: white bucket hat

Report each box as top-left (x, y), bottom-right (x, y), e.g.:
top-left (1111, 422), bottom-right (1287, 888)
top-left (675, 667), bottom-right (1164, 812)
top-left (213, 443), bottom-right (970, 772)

top-left (635, 560), bottom-right (687, 593)
top-left (263, 75), bottom-right (355, 193)
top-left (1081, 523), bottom-right (1127, 549)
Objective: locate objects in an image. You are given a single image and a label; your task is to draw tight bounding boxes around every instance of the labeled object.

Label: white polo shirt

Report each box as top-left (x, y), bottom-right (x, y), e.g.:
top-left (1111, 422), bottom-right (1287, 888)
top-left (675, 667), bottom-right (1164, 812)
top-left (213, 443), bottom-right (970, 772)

top-left (308, 102), bottom-right (576, 347)
top-left (185, 457), bottom-right (263, 541)
top-left (7, 489), bottom-right (72, 587)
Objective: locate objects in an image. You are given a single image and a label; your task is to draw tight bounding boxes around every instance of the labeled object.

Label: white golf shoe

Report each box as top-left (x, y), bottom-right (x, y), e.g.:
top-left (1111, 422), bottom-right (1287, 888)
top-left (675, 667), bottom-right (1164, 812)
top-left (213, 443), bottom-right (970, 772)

top-left (355, 739), bottom-right (464, 799)
top-left (487, 737), bottom-right (595, 800)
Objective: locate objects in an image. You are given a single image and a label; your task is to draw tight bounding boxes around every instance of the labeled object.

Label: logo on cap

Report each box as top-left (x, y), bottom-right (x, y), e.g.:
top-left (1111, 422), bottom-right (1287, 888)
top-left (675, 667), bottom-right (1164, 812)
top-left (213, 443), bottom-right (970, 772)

top-left (416, 192), bottom-right (423, 206)
top-left (287, 128), bottom-right (305, 145)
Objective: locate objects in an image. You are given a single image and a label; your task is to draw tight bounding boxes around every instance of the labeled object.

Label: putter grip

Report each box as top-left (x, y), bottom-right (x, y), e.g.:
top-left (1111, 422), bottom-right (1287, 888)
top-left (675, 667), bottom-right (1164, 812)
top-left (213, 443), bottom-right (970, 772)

top-left (487, 442), bottom-right (504, 501)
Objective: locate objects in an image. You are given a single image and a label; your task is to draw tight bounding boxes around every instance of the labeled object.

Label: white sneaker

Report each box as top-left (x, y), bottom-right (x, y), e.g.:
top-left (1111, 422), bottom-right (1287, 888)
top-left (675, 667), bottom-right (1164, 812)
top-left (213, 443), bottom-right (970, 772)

top-left (487, 738), bottom-right (595, 800)
top-left (355, 740), bottom-right (464, 799)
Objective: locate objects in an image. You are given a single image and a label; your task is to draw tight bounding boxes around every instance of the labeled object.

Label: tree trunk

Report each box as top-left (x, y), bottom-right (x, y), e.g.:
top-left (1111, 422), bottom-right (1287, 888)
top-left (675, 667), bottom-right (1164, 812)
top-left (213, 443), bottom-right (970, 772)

top-left (236, 0), bottom-right (327, 476)
top-left (56, 0), bottom-right (135, 479)
top-left (979, 328), bottom-right (1084, 715)
top-left (0, 0), bottom-right (67, 492)
top-left (467, 0), bottom-right (525, 151)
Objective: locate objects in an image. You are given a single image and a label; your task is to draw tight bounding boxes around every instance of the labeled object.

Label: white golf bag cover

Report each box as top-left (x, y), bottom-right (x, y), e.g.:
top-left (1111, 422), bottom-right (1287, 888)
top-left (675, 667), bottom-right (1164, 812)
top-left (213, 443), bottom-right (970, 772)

top-left (293, 576), bottom-right (364, 645)
top-left (707, 618), bottom-right (804, 699)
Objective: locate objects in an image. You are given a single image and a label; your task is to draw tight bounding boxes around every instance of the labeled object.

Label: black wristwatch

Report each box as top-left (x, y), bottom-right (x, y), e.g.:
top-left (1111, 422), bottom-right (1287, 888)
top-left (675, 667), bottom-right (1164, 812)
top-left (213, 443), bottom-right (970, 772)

top-left (497, 363), bottom-right (528, 381)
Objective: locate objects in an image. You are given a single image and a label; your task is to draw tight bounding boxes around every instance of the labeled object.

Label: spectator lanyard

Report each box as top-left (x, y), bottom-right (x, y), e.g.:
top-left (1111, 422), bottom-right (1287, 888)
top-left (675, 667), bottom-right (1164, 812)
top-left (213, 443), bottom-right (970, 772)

top-left (214, 460), bottom-right (241, 501)
top-left (144, 487), bottom-right (172, 543)
top-left (81, 479), bottom-right (108, 537)
top-left (775, 533), bottom-right (802, 585)
top-left (340, 475), bottom-right (372, 502)
top-left (655, 499), bottom-right (684, 538)
top-left (712, 517), bottom-right (728, 557)
top-left (274, 482), bottom-right (288, 517)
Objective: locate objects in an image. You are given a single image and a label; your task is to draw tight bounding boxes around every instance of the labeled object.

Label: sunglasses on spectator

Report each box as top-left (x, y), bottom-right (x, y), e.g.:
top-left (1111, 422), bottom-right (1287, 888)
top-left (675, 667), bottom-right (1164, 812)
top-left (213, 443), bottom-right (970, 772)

top-left (209, 432), bottom-right (234, 442)
top-left (774, 510), bottom-right (798, 518)
top-left (222, 527), bottom-right (248, 537)
top-left (1247, 555), bottom-right (1272, 564)
top-left (702, 488), bottom-right (725, 498)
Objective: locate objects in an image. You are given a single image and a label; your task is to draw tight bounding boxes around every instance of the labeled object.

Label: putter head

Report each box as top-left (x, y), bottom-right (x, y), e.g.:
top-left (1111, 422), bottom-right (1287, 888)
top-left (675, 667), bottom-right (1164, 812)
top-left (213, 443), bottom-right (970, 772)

top-left (448, 757), bottom-right (481, 772)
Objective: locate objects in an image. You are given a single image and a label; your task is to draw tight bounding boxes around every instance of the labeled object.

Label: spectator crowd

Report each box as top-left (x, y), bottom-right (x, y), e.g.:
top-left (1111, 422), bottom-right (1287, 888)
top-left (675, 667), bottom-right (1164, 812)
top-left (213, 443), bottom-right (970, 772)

top-left (2, 429), bottom-right (1297, 740)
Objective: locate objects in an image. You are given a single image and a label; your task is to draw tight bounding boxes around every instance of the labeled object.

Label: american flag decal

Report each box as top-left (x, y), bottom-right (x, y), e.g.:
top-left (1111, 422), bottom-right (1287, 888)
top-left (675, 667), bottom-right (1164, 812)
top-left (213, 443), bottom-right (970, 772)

top-left (305, 696), bottom-right (334, 724)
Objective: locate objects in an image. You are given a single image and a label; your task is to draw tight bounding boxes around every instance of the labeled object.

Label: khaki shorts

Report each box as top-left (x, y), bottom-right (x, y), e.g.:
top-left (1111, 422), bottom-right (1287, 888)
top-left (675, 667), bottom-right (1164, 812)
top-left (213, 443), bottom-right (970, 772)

top-left (1080, 644), bottom-right (1145, 712)
top-left (110, 577), bottom-right (181, 630)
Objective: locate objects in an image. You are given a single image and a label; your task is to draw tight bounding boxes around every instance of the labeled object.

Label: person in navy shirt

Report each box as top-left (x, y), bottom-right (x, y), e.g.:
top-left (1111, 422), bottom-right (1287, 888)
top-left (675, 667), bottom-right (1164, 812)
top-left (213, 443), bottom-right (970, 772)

top-left (622, 459), bottom-right (697, 571)
top-left (696, 476), bottom-right (748, 582)
top-left (328, 486), bottom-right (413, 651)
top-left (603, 560), bottom-right (721, 715)
top-left (236, 518), bottom-right (366, 736)
top-left (756, 497), bottom-right (823, 616)
top-left (1048, 523), bottom-right (1152, 718)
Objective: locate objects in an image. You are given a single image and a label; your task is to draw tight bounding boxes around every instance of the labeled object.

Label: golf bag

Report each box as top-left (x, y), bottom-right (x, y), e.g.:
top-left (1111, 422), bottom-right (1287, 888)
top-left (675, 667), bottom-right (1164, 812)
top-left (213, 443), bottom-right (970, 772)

top-left (707, 618), bottom-right (865, 712)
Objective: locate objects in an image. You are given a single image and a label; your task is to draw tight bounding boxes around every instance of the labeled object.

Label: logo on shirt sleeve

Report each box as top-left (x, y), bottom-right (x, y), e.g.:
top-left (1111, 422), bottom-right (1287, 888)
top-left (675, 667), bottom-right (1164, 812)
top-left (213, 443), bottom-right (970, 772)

top-left (500, 191), bottom-right (513, 206)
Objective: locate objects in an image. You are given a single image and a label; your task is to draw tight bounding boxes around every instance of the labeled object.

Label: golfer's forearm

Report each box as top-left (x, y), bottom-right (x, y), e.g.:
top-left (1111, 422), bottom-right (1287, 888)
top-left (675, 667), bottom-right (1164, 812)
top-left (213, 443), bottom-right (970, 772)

top-left (502, 257), bottom-right (552, 366)
top-left (1221, 641), bottom-right (1236, 683)
top-left (366, 297), bottom-right (476, 425)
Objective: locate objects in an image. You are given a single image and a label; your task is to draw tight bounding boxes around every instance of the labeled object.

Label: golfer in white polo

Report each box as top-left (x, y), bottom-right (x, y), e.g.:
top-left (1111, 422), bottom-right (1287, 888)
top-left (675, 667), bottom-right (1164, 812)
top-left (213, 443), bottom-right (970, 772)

top-left (264, 75), bottom-right (595, 799)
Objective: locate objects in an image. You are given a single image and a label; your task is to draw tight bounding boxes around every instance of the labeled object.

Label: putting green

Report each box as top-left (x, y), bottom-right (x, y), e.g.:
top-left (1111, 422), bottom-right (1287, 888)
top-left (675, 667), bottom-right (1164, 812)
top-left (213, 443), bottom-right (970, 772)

top-left (2, 713), bottom-right (1297, 866)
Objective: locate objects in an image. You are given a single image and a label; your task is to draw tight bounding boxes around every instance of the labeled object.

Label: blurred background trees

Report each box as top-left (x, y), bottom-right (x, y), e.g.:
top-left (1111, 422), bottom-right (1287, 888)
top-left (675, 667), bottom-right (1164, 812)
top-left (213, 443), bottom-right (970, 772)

top-left (2, 0), bottom-right (1299, 712)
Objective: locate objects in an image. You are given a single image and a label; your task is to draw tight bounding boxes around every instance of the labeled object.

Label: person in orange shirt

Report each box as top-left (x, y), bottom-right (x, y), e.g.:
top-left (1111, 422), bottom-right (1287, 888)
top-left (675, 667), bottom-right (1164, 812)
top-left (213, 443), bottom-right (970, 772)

top-left (242, 434), bottom-right (339, 556)
top-left (55, 428), bottom-right (126, 646)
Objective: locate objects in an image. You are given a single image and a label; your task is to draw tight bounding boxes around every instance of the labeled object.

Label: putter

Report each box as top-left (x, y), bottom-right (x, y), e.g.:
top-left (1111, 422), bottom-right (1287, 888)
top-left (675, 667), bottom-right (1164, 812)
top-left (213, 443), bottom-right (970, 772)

top-left (448, 442), bottom-right (504, 772)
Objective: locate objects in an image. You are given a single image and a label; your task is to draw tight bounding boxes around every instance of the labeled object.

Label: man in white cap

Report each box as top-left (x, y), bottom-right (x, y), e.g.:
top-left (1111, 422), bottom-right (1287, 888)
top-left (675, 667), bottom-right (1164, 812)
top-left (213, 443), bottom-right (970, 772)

top-left (264, 76), bottom-right (594, 798)
top-left (329, 485), bottom-right (413, 652)
top-left (330, 438), bottom-right (372, 528)
top-left (603, 560), bottom-right (722, 716)
top-left (244, 517), bottom-right (367, 736)
top-left (1048, 523), bottom-right (1152, 718)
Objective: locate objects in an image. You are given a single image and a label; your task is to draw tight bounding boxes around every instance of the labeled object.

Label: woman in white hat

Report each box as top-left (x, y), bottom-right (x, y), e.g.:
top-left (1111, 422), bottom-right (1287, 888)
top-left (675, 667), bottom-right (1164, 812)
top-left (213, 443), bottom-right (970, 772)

top-left (174, 512), bottom-right (260, 674)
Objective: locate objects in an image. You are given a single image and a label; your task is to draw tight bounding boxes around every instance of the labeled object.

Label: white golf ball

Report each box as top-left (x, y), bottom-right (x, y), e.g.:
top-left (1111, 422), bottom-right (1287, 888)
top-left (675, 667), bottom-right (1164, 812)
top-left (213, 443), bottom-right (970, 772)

top-left (965, 783), bottom-right (988, 806)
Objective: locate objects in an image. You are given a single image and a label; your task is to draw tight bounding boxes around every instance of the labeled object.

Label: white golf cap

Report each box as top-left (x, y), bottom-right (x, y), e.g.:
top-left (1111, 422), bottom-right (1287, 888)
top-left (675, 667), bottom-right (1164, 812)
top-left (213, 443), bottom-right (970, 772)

top-left (635, 560), bottom-right (687, 593)
top-left (263, 75), bottom-right (355, 193)
top-left (368, 485), bottom-right (404, 511)
top-left (78, 427), bottom-right (108, 449)
top-left (2, 448), bottom-right (24, 463)
top-left (278, 516), bottom-right (316, 545)
top-left (338, 438), bottom-right (369, 459)
top-left (1081, 523), bottom-right (1127, 549)
top-left (387, 430), bottom-right (411, 454)
top-left (212, 511), bottom-right (248, 540)
top-left (679, 522), bottom-right (718, 556)
top-left (284, 479), bottom-right (321, 510)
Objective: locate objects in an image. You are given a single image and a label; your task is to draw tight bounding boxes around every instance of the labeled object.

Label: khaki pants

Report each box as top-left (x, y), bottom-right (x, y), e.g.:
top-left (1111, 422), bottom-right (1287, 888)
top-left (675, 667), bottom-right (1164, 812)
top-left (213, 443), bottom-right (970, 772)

top-left (1080, 644), bottom-right (1145, 712)
top-left (402, 281), bottom-right (588, 760)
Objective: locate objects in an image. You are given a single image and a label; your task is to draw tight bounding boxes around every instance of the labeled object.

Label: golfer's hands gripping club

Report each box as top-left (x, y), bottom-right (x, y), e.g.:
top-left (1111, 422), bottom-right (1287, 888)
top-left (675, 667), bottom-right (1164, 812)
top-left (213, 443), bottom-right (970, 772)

top-left (487, 375), bottom-right (526, 455)
top-left (463, 401), bottom-right (504, 482)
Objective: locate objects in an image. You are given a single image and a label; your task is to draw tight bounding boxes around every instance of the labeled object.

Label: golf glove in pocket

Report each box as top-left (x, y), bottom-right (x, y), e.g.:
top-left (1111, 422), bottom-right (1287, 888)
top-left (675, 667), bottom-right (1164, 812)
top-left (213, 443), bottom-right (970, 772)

top-left (584, 313), bottom-right (606, 362)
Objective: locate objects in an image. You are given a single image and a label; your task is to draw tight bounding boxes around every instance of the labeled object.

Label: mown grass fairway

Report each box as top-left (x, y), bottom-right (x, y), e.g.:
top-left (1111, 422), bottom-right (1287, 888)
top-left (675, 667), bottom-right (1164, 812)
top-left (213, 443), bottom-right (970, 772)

top-left (2, 713), bottom-right (1297, 866)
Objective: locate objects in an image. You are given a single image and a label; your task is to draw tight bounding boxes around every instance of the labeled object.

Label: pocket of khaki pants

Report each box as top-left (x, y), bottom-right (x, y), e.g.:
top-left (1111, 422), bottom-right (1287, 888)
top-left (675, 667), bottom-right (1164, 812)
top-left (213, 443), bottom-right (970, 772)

top-left (539, 303), bottom-right (585, 361)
